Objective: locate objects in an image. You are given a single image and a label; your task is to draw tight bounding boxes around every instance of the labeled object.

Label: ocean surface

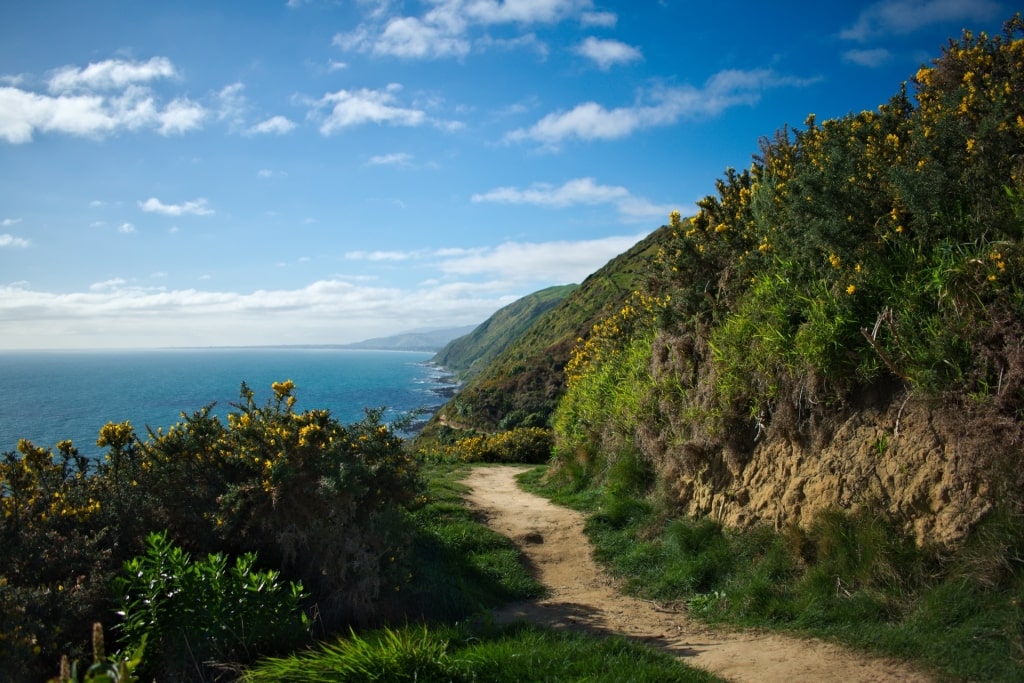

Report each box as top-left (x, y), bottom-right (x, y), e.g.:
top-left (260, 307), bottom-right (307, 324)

top-left (0, 348), bottom-right (451, 460)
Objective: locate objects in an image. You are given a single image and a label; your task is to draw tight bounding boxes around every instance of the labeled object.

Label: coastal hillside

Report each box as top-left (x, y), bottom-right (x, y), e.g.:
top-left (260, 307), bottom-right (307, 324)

top-left (427, 18), bottom-right (1024, 549)
top-left (433, 284), bottom-right (577, 379)
top-left (425, 227), bottom-right (667, 432)
top-left (550, 18), bottom-right (1024, 547)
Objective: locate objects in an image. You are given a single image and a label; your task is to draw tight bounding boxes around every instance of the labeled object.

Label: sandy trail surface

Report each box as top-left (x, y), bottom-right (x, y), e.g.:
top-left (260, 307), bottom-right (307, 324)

top-left (463, 465), bottom-right (932, 683)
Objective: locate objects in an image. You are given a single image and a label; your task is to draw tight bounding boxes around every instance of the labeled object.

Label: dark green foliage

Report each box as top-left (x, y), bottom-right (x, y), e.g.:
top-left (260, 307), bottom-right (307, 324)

top-left (113, 532), bottom-right (308, 682)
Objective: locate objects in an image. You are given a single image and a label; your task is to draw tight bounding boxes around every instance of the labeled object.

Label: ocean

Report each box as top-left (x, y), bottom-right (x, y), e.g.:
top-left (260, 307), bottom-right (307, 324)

top-left (0, 348), bottom-right (451, 460)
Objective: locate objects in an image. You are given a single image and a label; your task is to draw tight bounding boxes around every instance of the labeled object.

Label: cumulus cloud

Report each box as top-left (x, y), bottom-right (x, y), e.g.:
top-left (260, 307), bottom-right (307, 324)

top-left (0, 229), bottom-right (655, 347)
top-left (246, 115), bottom-right (297, 135)
top-left (0, 278), bottom-right (511, 348)
top-left (334, 0), bottom-right (597, 59)
top-left (47, 57), bottom-right (177, 93)
top-left (472, 177), bottom-right (673, 222)
top-left (574, 37), bottom-right (642, 69)
top-left (0, 57), bottom-right (206, 143)
top-left (0, 234), bottom-right (30, 248)
top-left (311, 84), bottom-right (423, 134)
top-left (506, 69), bottom-right (817, 147)
top-left (118, 222), bottom-right (136, 234)
top-left (840, 0), bottom-right (1001, 42)
top-left (139, 197), bottom-right (214, 216)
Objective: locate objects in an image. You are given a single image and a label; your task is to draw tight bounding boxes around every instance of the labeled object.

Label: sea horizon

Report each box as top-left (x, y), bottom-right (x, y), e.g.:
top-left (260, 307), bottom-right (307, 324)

top-left (0, 347), bottom-right (452, 460)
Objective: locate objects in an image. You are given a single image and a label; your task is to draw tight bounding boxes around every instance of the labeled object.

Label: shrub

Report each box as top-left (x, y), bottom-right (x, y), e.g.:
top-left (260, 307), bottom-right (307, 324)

top-left (113, 531), bottom-right (308, 681)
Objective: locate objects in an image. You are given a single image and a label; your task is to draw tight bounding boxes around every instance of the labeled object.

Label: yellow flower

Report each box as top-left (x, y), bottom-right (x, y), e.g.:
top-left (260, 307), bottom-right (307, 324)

top-left (846, 284), bottom-right (856, 295)
top-left (828, 253), bottom-right (841, 269)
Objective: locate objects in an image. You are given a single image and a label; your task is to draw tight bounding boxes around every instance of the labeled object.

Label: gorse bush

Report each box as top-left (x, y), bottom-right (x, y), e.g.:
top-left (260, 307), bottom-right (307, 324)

top-left (1, 381), bottom-right (422, 679)
top-left (418, 427), bottom-right (553, 464)
top-left (555, 16), bottom-right (1024, 473)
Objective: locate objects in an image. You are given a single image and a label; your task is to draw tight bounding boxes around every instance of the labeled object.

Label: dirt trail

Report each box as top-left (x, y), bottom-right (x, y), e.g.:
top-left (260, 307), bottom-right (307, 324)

top-left (463, 465), bottom-right (932, 683)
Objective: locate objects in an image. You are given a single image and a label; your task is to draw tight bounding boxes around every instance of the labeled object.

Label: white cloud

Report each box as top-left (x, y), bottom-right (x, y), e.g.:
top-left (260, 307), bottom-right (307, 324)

top-left (842, 48), bottom-right (892, 67)
top-left (118, 222), bottom-right (136, 234)
top-left (314, 85), bottom-right (429, 133)
top-left (0, 234), bottom-right (30, 248)
top-left (472, 177), bottom-right (673, 222)
top-left (473, 177), bottom-right (627, 206)
top-left (47, 57), bottom-right (177, 93)
top-left (366, 152), bottom-right (413, 166)
top-left (840, 0), bottom-right (1001, 41)
top-left (436, 234), bottom-right (646, 282)
top-left (139, 197), bottom-right (214, 216)
top-left (1, 218), bottom-right (21, 227)
top-left (246, 115), bottom-right (297, 135)
top-left (334, 0), bottom-right (596, 60)
top-left (580, 11), bottom-right (616, 27)
top-left (157, 98), bottom-right (206, 135)
top-left (574, 37), bottom-right (641, 69)
top-left (0, 58), bottom-right (205, 143)
top-left (506, 69), bottom-right (817, 147)
top-left (0, 279), bottom-right (512, 348)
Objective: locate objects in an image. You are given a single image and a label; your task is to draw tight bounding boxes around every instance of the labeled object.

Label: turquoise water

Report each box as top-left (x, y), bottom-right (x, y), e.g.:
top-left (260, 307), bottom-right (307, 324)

top-left (0, 348), bottom-right (448, 459)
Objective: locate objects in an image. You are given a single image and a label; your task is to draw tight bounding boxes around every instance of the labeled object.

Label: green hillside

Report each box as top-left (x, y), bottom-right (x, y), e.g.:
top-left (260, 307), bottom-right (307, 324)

top-left (426, 227), bottom-right (668, 432)
top-left (433, 284), bottom-right (577, 379)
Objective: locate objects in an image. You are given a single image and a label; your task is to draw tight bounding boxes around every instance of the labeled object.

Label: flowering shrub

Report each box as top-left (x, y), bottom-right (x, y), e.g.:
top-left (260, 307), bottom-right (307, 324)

top-left (555, 16), bottom-right (1024, 471)
top-left (1, 381), bottom-right (422, 677)
top-left (419, 427), bottom-right (553, 464)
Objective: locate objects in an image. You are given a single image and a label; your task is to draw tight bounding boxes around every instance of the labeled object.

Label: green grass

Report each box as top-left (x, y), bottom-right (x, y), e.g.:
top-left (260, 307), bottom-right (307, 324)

top-left (245, 463), bottom-right (721, 682)
top-left (521, 466), bottom-right (1024, 682)
top-left (243, 622), bottom-right (719, 683)
top-left (395, 463), bottom-right (546, 621)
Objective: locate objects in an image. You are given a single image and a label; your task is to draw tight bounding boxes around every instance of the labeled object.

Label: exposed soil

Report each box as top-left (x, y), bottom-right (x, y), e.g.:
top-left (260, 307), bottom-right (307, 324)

top-left (463, 465), bottom-right (933, 683)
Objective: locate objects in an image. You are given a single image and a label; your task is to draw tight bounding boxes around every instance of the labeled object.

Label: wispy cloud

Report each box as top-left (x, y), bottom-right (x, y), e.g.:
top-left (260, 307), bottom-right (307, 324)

top-left (366, 152), bottom-right (414, 166)
top-left (435, 235), bottom-right (647, 282)
top-left (345, 232), bottom-right (650, 282)
top-left (0, 234), bottom-right (30, 248)
top-left (1, 218), bottom-right (22, 227)
top-left (0, 57), bottom-right (205, 143)
top-left (580, 11), bottom-right (617, 28)
top-left (842, 48), bottom-right (892, 67)
top-left (334, 0), bottom-right (599, 60)
top-left (506, 69), bottom-right (817, 148)
top-left (840, 0), bottom-right (1001, 42)
top-left (312, 84), bottom-right (459, 134)
top-left (472, 177), bottom-right (673, 222)
top-left (246, 115), bottom-right (297, 135)
top-left (47, 57), bottom-right (177, 93)
top-left (118, 222), bottom-right (136, 234)
top-left (139, 197), bottom-right (214, 216)
top-left (574, 37), bottom-right (642, 70)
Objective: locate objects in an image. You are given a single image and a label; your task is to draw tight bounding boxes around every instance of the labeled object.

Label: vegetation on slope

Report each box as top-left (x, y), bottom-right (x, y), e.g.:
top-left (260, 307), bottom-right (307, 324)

top-left (426, 227), bottom-right (668, 434)
top-left (555, 16), bottom-right (1024, 497)
top-left (433, 284), bottom-right (577, 380)
top-left (532, 17), bottom-right (1024, 682)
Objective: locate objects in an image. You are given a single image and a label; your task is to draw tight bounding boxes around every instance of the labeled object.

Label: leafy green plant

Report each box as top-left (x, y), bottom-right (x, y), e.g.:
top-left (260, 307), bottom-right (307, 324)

top-left (113, 531), bottom-right (308, 681)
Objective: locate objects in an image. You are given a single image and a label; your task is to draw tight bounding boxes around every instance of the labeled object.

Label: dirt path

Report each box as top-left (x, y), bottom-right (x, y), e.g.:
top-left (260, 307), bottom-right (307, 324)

top-left (463, 465), bottom-right (932, 683)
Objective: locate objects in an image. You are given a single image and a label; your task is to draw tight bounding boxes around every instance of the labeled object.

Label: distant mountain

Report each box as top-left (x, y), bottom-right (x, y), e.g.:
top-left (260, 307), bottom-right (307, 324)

top-left (433, 284), bottom-right (578, 380)
top-left (340, 325), bottom-right (479, 352)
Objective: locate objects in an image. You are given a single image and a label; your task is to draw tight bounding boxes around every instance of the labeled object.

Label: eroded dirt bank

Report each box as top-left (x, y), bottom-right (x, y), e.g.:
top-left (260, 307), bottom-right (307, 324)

top-left (463, 465), bottom-right (932, 683)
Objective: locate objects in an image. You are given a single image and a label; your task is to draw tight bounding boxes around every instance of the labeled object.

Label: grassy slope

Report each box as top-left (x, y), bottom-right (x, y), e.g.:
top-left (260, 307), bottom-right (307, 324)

top-left (425, 226), bottom-right (669, 432)
top-left (432, 284), bottom-right (578, 380)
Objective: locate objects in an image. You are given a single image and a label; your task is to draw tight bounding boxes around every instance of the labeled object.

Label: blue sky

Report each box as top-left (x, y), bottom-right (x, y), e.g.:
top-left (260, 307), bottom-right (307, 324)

top-left (0, 0), bottom-right (1009, 349)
